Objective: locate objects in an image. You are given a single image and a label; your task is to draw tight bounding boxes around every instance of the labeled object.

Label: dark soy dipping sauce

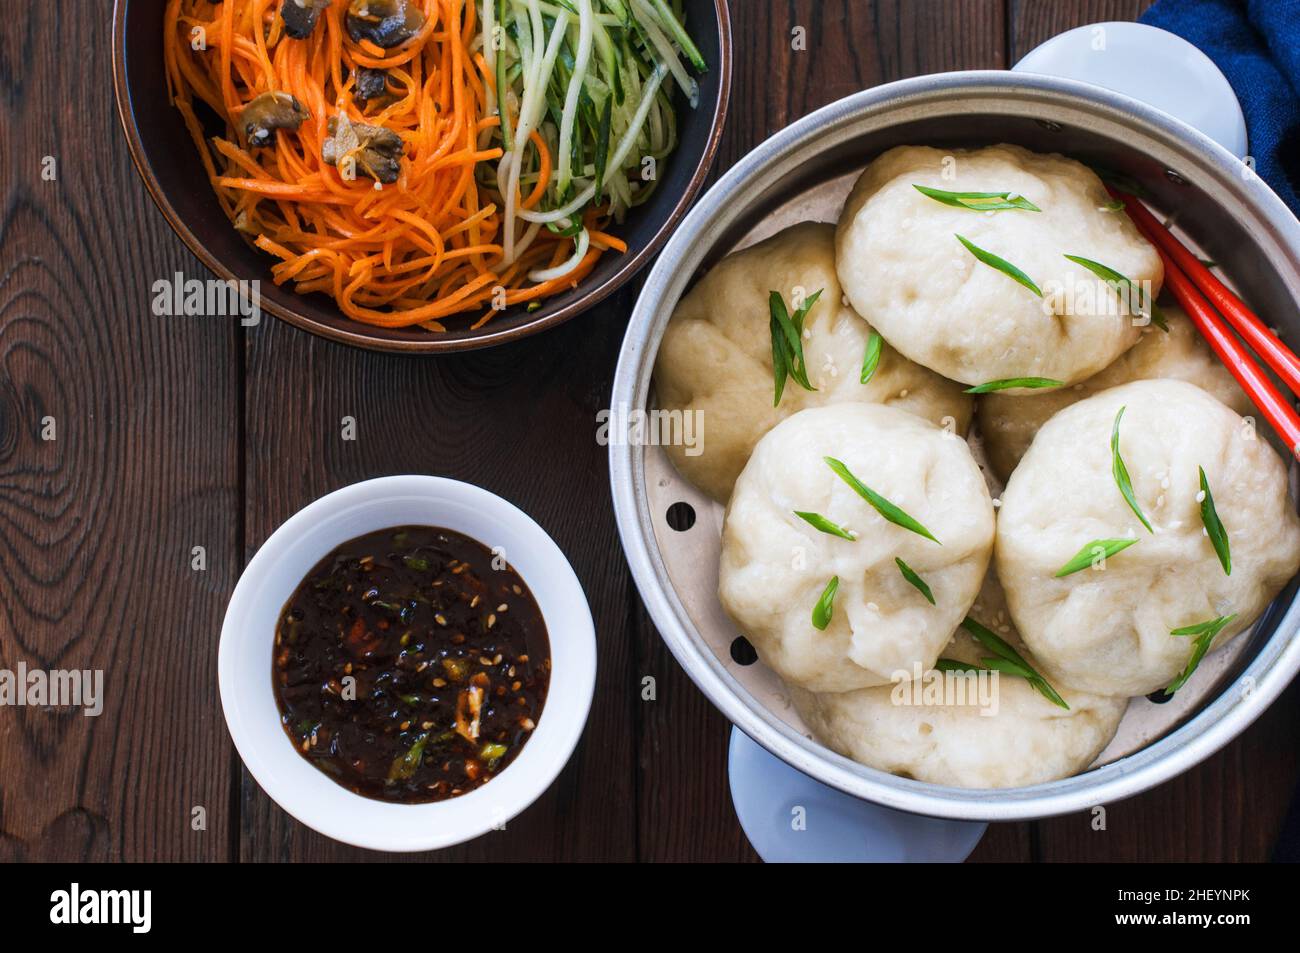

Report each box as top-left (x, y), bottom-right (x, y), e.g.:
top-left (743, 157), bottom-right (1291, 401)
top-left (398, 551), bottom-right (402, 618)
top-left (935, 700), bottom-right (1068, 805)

top-left (273, 525), bottom-right (550, 803)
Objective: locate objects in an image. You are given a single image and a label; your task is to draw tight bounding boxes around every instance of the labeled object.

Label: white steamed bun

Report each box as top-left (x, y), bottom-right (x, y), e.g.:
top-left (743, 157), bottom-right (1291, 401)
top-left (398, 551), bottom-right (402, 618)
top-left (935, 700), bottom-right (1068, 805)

top-left (791, 574), bottom-right (1127, 788)
top-left (996, 379), bottom-right (1300, 697)
top-left (654, 221), bottom-right (972, 502)
top-left (835, 144), bottom-right (1162, 387)
top-left (978, 305), bottom-right (1250, 480)
top-left (719, 402), bottom-right (994, 693)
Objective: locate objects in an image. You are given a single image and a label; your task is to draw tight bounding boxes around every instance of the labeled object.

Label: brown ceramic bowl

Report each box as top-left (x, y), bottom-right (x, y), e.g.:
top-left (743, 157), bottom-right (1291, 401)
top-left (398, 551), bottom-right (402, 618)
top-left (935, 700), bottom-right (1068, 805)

top-left (111, 0), bottom-right (731, 352)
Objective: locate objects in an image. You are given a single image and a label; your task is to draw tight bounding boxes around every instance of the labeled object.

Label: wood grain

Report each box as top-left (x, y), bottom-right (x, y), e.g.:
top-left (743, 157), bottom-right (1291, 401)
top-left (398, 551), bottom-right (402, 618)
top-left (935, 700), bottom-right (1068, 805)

top-left (0, 0), bottom-right (239, 861)
top-left (239, 286), bottom-right (641, 861)
top-left (715, 0), bottom-right (1005, 178)
top-left (1036, 685), bottom-right (1300, 861)
top-left (2, 0), bottom-right (1295, 863)
top-left (1010, 0), bottom-right (1157, 54)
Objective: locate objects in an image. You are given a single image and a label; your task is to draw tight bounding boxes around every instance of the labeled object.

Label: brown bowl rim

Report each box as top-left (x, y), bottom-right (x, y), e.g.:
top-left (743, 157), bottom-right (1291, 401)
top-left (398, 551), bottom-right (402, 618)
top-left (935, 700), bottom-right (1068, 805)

top-left (110, 0), bottom-right (732, 354)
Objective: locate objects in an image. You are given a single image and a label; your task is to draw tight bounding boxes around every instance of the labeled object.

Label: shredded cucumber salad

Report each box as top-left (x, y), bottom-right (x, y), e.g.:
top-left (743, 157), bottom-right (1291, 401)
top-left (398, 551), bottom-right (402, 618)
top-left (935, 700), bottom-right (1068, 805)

top-left (478, 0), bottom-right (707, 282)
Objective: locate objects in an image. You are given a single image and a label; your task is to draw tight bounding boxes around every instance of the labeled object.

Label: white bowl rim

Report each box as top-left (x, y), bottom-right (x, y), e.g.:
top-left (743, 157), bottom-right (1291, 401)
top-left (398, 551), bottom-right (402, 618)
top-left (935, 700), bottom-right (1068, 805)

top-left (218, 475), bottom-right (596, 852)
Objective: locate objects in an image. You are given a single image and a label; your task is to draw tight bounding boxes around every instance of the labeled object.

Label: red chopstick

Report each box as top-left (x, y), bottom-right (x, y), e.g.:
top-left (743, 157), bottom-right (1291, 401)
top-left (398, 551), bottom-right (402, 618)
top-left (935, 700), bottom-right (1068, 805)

top-left (1159, 251), bottom-right (1300, 454)
top-left (1109, 186), bottom-right (1300, 397)
top-left (1108, 189), bottom-right (1300, 458)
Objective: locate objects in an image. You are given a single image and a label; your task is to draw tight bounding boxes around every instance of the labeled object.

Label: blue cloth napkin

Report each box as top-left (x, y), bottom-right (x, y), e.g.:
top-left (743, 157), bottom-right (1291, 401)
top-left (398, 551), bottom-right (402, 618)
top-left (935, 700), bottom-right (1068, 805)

top-left (1142, 0), bottom-right (1300, 215)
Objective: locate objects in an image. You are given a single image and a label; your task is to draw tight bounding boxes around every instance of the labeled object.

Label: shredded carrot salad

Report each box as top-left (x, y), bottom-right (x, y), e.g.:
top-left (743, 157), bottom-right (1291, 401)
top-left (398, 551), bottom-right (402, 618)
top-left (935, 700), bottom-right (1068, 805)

top-left (163, 0), bottom-right (607, 330)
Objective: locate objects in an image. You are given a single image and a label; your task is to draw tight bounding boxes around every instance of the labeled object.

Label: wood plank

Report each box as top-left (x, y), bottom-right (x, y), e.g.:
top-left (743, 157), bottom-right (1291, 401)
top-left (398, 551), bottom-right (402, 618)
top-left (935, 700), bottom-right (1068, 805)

top-left (634, 0), bottom-right (1028, 863)
top-left (0, 6), bottom-right (239, 860)
top-left (6, 0), bottom-right (1286, 866)
top-left (1010, 0), bottom-right (1157, 57)
top-left (1035, 681), bottom-right (1300, 862)
top-left (239, 287), bottom-right (641, 861)
top-left (716, 0), bottom-right (1006, 174)
top-left (968, 820), bottom-right (1035, 863)
top-left (1007, 0), bottom-right (1300, 862)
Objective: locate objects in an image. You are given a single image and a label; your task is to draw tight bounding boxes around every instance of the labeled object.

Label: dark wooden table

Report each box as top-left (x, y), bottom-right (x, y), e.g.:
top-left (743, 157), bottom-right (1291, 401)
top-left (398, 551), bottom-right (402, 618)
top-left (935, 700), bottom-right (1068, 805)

top-left (2, 0), bottom-right (1296, 862)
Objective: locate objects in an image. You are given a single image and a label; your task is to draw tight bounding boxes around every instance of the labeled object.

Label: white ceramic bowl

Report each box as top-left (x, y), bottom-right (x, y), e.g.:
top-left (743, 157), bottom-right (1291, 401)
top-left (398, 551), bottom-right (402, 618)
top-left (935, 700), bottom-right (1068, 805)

top-left (218, 475), bottom-right (596, 852)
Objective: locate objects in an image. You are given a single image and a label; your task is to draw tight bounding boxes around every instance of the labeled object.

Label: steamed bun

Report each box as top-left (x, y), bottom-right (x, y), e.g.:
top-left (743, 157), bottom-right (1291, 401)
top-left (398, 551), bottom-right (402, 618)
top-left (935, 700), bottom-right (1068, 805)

top-left (654, 222), bottom-right (973, 501)
top-left (719, 402), bottom-right (994, 693)
top-left (791, 575), bottom-right (1127, 788)
top-left (997, 379), bottom-right (1300, 697)
top-left (978, 305), bottom-right (1250, 480)
top-left (835, 144), bottom-right (1162, 386)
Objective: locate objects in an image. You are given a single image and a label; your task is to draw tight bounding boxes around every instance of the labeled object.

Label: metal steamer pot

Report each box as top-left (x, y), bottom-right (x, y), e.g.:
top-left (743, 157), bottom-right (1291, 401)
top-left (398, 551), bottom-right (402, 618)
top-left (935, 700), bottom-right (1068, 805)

top-left (609, 26), bottom-right (1300, 850)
